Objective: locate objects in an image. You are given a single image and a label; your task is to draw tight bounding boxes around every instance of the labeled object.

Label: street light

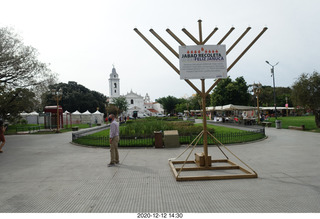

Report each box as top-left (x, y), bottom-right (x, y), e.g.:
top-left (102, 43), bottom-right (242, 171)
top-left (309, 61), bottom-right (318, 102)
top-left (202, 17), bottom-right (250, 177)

top-left (51, 88), bottom-right (63, 133)
top-left (252, 82), bottom-right (262, 124)
top-left (266, 61), bottom-right (279, 119)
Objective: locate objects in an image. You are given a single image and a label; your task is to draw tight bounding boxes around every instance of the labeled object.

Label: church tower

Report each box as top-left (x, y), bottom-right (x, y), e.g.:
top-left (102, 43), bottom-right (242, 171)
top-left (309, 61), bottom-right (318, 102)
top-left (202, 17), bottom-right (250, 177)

top-left (109, 66), bottom-right (120, 102)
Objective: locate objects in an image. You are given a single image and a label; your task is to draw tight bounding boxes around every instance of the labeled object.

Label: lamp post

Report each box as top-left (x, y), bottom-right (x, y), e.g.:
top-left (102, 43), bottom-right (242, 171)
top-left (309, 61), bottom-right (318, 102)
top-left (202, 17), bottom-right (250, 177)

top-left (51, 88), bottom-right (63, 133)
top-left (252, 82), bottom-right (262, 124)
top-left (285, 96), bottom-right (288, 117)
top-left (266, 61), bottom-right (279, 119)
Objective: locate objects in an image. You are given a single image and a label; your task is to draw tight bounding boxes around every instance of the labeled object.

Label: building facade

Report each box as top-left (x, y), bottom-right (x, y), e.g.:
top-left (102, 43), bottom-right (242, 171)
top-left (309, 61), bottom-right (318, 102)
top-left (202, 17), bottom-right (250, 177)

top-left (108, 66), bottom-right (164, 117)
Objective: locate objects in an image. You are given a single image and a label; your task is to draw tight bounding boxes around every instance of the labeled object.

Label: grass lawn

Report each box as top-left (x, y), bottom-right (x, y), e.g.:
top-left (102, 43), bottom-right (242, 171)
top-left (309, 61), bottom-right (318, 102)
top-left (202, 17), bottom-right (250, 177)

top-left (195, 123), bottom-right (244, 133)
top-left (267, 116), bottom-right (320, 132)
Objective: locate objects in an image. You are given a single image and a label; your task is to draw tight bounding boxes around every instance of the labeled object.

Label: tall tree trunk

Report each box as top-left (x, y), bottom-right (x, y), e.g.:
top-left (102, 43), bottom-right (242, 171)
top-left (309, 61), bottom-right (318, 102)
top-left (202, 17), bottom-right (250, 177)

top-left (314, 110), bottom-right (320, 128)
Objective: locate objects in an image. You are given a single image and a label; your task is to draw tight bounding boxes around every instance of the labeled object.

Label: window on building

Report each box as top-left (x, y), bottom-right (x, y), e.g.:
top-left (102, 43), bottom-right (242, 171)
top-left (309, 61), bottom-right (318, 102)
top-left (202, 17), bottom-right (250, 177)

top-left (114, 90), bottom-right (116, 93)
top-left (114, 83), bottom-right (117, 88)
top-left (131, 99), bottom-right (134, 104)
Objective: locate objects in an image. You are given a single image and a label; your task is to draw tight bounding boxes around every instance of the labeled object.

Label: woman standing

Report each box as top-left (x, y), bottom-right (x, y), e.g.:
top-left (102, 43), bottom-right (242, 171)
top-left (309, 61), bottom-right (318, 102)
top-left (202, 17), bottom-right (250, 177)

top-left (0, 120), bottom-right (7, 153)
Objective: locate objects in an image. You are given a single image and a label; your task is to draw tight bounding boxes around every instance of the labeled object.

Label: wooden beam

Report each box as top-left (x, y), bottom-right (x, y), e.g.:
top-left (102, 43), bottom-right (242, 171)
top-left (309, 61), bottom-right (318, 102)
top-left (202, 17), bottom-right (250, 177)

top-left (203, 27), bottom-right (218, 44)
top-left (166, 29), bottom-right (185, 46)
top-left (134, 28), bottom-right (201, 95)
top-left (217, 27), bottom-right (235, 45)
top-left (175, 165), bottom-right (240, 171)
top-left (182, 28), bottom-right (200, 45)
top-left (175, 173), bottom-right (257, 181)
top-left (227, 27), bottom-right (251, 55)
top-left (134, 28), bottom-right (180, 73)
top-left (150, 29), bottom-right (179, 58)
top-left (198, 19), bottom-right (203, 44)
top-left (227, 27), bottom-right (268, 72)
top-left (170, 158), bottom-right (257, 181)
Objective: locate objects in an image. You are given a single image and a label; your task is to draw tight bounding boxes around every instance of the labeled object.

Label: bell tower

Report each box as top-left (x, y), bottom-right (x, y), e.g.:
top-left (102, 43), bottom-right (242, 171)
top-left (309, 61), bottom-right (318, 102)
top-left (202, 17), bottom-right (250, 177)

top-left (108, 65), bottom-right (120, 102)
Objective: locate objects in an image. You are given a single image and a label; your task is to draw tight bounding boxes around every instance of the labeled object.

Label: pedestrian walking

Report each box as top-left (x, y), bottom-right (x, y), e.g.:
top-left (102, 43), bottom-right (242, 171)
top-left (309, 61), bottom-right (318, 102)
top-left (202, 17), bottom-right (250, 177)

top-left (0, 120), bottom-right (7, 153)
top-left (108, 114), bottom-right (119, 167)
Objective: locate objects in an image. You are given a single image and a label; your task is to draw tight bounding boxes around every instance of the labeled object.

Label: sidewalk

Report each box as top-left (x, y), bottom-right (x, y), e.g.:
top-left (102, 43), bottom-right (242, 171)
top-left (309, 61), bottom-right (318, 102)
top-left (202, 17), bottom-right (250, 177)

top-left (207, 120), bottom-right (263, 131)
top-left (0, 128), bottom-right (320, 213)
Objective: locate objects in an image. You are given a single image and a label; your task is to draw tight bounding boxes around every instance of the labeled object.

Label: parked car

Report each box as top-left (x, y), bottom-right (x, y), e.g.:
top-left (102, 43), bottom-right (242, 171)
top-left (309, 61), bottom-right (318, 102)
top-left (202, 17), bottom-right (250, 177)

top-left (156, 113), bottom-right (166, 117)
top-left (138, 113), bottom-right (149, 118)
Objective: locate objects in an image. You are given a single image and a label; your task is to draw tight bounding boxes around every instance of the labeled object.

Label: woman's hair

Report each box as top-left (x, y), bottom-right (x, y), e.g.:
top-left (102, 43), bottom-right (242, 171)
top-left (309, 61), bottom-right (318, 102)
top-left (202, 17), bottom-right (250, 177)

top-left (0, 120), bottom-right (3, 127)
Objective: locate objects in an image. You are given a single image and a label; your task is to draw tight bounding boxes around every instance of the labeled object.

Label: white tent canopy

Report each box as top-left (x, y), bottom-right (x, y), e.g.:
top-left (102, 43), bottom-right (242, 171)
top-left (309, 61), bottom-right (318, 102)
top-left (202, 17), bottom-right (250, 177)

top-left (81, 110), bottom-right (92, 124)
top-left (92, 110), bottom-right (104, 124)
top-left (29, 111), bottom-right (39, 115)
top-left (206, 104), bottom-right (256, 111)
top-left (71, 110), bottom-right (81, 124)
top-left (260, 107), bottom-right (294, 110)
top-left (69, 110), bottom-right (104, 124)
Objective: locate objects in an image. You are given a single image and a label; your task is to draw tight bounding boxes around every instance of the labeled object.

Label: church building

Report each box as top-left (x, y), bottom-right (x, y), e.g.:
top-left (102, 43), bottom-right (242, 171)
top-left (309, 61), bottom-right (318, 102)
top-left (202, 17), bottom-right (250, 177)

top-left (108, 66), bottom-right (164, 117)
top-left (108, 66), bottom-right (120, 103)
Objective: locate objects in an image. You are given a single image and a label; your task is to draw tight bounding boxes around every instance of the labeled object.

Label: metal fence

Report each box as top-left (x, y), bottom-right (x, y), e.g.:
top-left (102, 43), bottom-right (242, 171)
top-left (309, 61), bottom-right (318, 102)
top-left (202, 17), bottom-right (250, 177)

top-left (73, 128), bottom-right (265, 147)
top-left (179, 128), bottom-right (265, 145)
top-left (16, 126), bottom-right (42, 133)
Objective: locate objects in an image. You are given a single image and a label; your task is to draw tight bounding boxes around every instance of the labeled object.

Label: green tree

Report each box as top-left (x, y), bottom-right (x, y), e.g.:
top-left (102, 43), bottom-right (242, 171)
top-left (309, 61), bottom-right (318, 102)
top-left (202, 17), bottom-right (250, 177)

top-left (258, 86), bottom-right (292, 107)
top-left (0, 88), bottom-right (37, 121)
top-left (112, 96), bottom-right (129, 116)
top-left (292, 71), bottom-right (320, 127)
top-left (275, 87), bottom-right (293, 107)
top-left (0, 27), bottom-right (57, 119)
top-left (0, 27), bottom-right (54, 89)
top-left (188, 93), bottom-right (211, 110)
top-left (175, 102), bottom-right (187, 113)
top-left (156, 96), bottom-right (183, 115)
top-left (106, 104), bottom-right (119, 117)
top-left (210, 76), bottom-right (250, 106)
top-left (174, 97), bottom-right (188, 113)
top-left (43, 82), bottom-right (107, 113)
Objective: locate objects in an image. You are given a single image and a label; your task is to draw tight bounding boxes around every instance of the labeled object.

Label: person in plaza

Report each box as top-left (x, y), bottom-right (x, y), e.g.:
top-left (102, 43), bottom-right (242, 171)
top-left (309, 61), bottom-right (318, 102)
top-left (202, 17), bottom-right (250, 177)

top-left (0, 120), bottom-right (7, 153)
top-left (108, 114), bottom-right (119, 167)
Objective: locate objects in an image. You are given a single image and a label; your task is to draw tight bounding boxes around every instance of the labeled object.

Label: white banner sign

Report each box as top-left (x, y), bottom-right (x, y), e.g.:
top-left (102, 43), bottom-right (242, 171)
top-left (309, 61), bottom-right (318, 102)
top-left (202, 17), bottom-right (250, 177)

top-left (179, 45), bottom-right (227, 79)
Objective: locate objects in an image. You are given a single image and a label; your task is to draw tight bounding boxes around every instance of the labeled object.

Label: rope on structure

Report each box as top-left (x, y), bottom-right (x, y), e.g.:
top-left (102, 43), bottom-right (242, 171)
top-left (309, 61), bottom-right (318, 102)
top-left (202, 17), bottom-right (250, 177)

top-left (176, 132), bottom-right (204, 177)
top-left (207, 131), bottom-right (257, 175)
top-left (168, 130), bottom-right (204, 161)
top-left (207, 131), bottom-right (229, 159)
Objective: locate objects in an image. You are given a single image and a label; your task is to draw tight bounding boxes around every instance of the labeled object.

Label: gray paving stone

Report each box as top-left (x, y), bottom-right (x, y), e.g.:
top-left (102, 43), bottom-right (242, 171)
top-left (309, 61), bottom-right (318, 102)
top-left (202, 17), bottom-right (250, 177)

top-left (0, 127), bottom-right (320, 213)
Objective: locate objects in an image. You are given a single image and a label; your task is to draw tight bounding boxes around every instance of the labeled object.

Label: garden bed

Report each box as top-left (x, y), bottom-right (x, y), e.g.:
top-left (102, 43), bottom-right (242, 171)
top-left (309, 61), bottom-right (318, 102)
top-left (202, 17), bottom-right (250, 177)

top-left (73, 119), bottom-right (266, 147)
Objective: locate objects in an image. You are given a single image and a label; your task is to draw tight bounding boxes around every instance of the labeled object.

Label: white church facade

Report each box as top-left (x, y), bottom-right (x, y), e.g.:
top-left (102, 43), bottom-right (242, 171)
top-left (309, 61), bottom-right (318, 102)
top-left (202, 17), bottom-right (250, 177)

top-left (108, 66), bottom-right (164, 117)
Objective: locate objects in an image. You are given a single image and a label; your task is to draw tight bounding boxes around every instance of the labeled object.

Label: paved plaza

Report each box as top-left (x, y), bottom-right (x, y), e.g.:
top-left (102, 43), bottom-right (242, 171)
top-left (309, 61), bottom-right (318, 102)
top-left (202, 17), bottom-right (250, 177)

top-left (0, 127), bottom-right (320, 213)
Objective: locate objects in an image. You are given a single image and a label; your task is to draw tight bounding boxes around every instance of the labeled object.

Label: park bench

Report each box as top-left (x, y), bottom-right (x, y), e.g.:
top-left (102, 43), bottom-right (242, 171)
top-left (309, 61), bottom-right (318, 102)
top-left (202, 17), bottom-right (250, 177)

top-left (288, 125), bottom-right (305, 131)
top-left (261, 122), bottom-right (272, 127)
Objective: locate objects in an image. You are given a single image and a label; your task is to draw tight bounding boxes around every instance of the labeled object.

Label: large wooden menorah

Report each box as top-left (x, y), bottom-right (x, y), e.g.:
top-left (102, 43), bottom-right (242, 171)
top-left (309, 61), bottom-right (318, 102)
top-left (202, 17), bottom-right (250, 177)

top-left (134, 20), bottom-right (267, 181)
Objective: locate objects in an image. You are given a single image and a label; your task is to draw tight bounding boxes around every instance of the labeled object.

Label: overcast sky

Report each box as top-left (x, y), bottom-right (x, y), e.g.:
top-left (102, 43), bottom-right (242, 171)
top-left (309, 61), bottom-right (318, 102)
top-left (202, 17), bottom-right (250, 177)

top-left (1, 0), bottom-right (319, 101)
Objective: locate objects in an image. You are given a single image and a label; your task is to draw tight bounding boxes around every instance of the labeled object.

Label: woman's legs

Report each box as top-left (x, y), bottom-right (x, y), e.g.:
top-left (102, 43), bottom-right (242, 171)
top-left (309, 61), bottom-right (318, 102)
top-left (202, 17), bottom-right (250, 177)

top-left (0, 140), bottom-right (5, 152)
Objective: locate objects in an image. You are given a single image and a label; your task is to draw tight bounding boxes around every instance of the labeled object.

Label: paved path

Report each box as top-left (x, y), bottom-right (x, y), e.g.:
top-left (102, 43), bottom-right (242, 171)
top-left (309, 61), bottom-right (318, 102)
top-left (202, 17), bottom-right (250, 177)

top-left (0, 128), bottom-right (320, 213)
top-left (207, 120), bottom-right (263, 131)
